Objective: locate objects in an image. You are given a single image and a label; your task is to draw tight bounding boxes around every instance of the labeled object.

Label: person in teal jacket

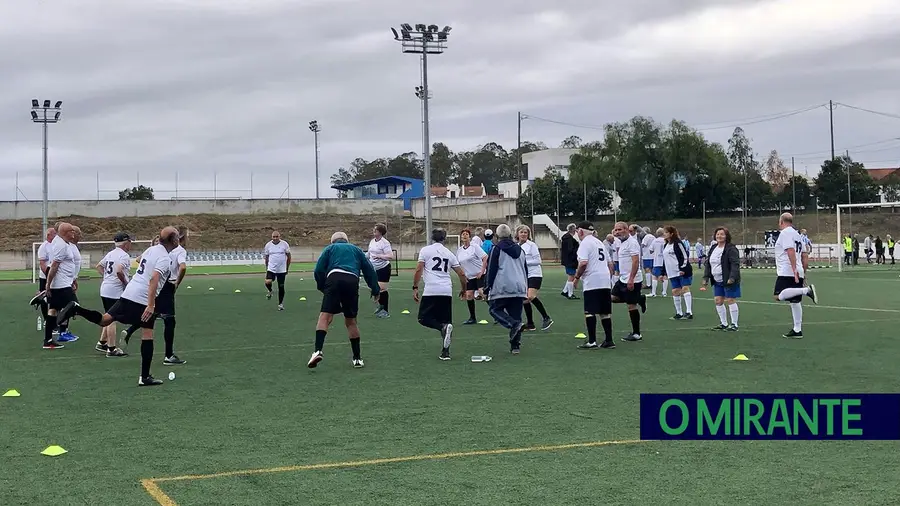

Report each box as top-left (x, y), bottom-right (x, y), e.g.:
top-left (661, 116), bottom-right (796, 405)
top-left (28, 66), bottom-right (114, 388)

top-left (307, 232), bottom-right (381, 370)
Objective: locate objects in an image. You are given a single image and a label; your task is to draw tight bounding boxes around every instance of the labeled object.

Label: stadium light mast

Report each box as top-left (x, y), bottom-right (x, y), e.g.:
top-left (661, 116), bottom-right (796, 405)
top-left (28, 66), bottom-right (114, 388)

top-left (392, 23), bottom-right (450, 243)
top-left (31, 99), bottom-right (63, 237)
top-left (309, 120), bottom-right (321, 199)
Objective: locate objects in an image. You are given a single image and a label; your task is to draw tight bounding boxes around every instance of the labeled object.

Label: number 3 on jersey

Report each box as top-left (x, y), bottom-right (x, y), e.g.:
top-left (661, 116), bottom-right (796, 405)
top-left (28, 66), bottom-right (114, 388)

top-left (431, 256), bottom-right (449, 272)
top-left (136, 258), bottom-right (147, 275)
top-left (105, 261), bottom-right (114, 274)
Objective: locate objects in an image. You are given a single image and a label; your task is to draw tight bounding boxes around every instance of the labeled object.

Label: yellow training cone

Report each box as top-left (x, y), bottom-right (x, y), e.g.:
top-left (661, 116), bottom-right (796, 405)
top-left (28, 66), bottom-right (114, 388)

top-left (574, 333), bottom-right (586, 339)
top-left (401, 309), bottom-right (410, 314)
top-left (2, 389), bottom-right (21, 397)
top-left (41, 445), bottom-right (67, 457)
top-left (234, 289), bottom-right (241, 293)
top-left (732, 354), bottom-right (749, 361)
top-left (208, 287), bottom-right (215, 291)
top-left (478, 320), bottom-right (489, 324)
top-left (299, 297), bottom-right (307, 301)
top-left (186, 286), bottom-right (192, 289)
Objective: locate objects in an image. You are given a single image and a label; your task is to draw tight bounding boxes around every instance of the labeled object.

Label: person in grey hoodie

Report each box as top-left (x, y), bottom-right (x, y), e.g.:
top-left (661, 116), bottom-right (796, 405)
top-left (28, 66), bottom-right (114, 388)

top-left (484, 224), bottom-right (528, 354)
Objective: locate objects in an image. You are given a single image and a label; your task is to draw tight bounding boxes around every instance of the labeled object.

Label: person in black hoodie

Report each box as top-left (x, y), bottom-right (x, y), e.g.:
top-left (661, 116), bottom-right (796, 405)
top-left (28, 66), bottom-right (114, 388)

top-left (701, 227), bottom-right (742, 331)
top-left (559, 224), bottom-right (580, 299)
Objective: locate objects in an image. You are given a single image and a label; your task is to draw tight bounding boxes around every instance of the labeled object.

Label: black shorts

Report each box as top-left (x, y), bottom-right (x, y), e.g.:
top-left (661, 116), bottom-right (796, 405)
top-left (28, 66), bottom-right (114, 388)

top-left (320, 272), bottom-right (360, 318)
top-left (418, 295), bottom-right (453, 325)
top-left (101, 296), bottom-right (118, 312)
top-left (611, 281), bottom-right (643, 305)
top-left (774, 276), bottom-right (805, 303)
top-left (156, 282), bottom-right (176, 316)
top-left (266, 271), bottom-right (287, 284)
top-left (39, 278), bottom-right (47, 291)
top-left (583, 288), bottom-right (612, 316)
top-left (376, 264), bottom-right (392, 283)
top-left (466, 278), bottom-right (480, 292)
top-left (48, 287), bottom-right (77, 311)
top-left (527, 277), bottom-right (543, 290)
top-left (108, 298), bottom-right (158, 329)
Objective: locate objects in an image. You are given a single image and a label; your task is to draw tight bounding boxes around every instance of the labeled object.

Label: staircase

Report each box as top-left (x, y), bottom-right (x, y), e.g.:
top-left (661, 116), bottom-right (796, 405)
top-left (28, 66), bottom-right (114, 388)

top-left (531, 214), bottom-right (564, 250)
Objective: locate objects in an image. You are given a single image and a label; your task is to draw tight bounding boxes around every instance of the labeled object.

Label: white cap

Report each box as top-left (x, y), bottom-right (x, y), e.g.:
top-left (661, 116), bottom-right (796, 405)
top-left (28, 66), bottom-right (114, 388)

top-left (485, 229), bottom-right (493, 236)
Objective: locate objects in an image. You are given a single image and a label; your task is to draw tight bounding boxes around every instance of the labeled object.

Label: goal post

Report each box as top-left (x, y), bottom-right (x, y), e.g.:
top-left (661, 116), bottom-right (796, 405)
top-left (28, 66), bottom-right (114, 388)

top-left (31, 239), bottom-right (154, 284)
top-left (836, 201), bottom-right (900, 273)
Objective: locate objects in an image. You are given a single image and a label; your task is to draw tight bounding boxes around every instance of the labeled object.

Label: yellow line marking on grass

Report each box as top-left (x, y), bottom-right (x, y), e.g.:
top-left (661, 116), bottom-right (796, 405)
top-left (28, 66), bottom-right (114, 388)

top-left (141, 479), bottom-right (179, 506)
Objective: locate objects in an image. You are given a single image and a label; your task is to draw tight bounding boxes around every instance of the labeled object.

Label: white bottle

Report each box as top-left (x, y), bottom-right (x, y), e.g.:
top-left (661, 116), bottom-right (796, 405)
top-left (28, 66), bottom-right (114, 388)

top-left (37, 316), bottom-right (43, 331)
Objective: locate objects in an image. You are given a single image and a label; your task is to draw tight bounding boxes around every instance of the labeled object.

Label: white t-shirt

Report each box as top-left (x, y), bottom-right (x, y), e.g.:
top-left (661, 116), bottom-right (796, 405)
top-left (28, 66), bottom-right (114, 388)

top-left (774, 226), bottom-right (804, 278)
top-left (650, 237), bottom-right (666, 267)
top-left (168, 245), bottom-right (187, 283)
top-left (617, 235), bottom-right (642, 284)
top-left (49, 236), bottom-right (78, 289)
top-left (99, 247), bottom-right (132, 299)
top-left (578, 234), bottom-right (612, 291)
top-left (663, 242), bottom-right (688, 279)
top-left (122, 244), bottom-right (173, 306)
top-left (37, 241), bottom-right (51, 280)
top-left (417, 243), bottom-right (461, 297)
top-left (70, 244), bottom-right (82, 279)
top-left (264, 240), bottom-right (291, 274)
top-left (367, 237), bottom-right (392, 270)
top-left (456, 244), bottom-right (487, 279)
top-left (471, 236), bottom-right (483, 249)
top-left (641, 234), bottom-right (654, 260)
top-left (520, 240), bottom-right (542, 279)
top-left (710, 245), bottom-right (724, 283)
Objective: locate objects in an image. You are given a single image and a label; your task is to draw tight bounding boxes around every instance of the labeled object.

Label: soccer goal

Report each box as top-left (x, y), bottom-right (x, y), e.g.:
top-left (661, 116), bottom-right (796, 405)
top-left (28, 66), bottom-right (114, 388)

top-left (836, 201), bottom-right (900, 272)
top-left (31, 239), bottom-right (154, 284)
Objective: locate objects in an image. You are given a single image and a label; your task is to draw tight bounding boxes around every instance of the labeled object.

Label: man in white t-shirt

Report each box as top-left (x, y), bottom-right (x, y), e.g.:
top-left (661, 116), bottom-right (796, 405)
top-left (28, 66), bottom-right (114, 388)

top-left (33, 227), bottom-right (57, 333)
top-left (572, 221), bottom-right (615, 349)
top-left (156, 226), bottom-right (188, 365)
top-left (94, 232), bottom-right (134, 357)
top-left (640, 226), bottom-right (655, 287)
top-left (611, 221), bottom-right (648, 342)
top-left (414, 228), bottom-right (467, 361)
top-left (771, 213), bottom-right (818, 339)
top-left (56, 227), bottom-right (181, 387)
top-left (263, 231), bottom-right (291, 310)
top-left (367, 223), bottom-right (394, 318)
top-left (39, 222), bottom-right (79, 349)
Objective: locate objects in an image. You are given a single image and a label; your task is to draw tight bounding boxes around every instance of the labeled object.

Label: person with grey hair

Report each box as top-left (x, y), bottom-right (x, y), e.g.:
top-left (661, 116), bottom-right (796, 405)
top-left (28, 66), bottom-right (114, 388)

top-left (649, 227), bottom-right (668, 297)
top-left (640, 226), bottom-right (655, 287)
top-left (308, 231), bottom-right (381, 369)
top-left (94, 232), bottom-right (134, 357)
top-left (485, 223), bottom-right (529, 354)
top-left (559, 223), bottom-right (580, 299)
top-left (414, 228), bottom-right (468, 361)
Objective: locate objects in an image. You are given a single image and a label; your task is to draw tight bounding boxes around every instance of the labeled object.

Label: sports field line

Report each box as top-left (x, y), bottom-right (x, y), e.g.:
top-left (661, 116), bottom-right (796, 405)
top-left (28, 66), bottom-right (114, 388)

top-left (140, 438), bottom-right (650, 505)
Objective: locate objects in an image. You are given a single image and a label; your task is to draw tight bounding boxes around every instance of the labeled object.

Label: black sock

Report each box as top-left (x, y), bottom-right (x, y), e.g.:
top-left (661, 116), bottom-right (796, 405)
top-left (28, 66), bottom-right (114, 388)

top-left (418, 318), bottom-right (443, 331)
top-left (74, 305), bottom-right (103, 325)
top-left (266, 283), bottom-right (272, 293)
top-left (44, 315), bottom-right (56, 343)
top-left (315, 329), bottom-right (327, 352)
top-left (532, 298), bottom-right (548, 319)
top-left (524, 304), bottom-right (534, 326)
top-left (379, 291), bottom-right (389, 312)
top-left (629, 309), bottom-right (641, 335)
top-left (349, 338), bottom-right (361, 360)
top-left (601, 317), bottom-right (613, 342)
top-left (164, 317), bottom-right (176, 357)
top-left (125, 324), bottom-right (140, 339)
top-left (140, 339), bottom-right (153, 378)
top-left (467, 299), bottom-right (476, 319)
top-left (277, 284), bottom-right (285, 304)
top-left (585, 315), bottom-right (597, 344)
top-left (58, 322), bottom-right (68, 334)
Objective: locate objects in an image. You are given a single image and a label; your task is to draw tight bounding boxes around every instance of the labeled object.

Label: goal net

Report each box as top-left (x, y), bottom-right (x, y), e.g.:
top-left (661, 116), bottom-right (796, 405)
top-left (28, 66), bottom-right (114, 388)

top-left (836, 201), bottom-right (900, 272)
top-left (31, 239), bottom-right (154, 284)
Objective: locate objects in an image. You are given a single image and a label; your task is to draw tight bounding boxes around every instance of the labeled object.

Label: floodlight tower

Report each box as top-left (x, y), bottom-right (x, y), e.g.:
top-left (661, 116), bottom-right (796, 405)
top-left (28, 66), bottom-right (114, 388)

top-left (392, 23), bottom-right (450, 243)
top-left (31, 99), bottom-right (63, 237)
top-left (308, 120), bottom-right (321, 199)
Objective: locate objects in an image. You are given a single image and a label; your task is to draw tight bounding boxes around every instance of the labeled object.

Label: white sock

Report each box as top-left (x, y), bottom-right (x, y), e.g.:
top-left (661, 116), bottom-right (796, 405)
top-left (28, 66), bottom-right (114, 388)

top-left (778, 287), bottom-right (808, 301)
top-left (651, 278), bottom-right (658, 294)
top-left (645, 272), bottom-right (652, 285)
top-left (728, 303), bottom-right (739, 326)
top-left (716, 304), bottom-right (728, 325)
top-left (673, 295), bottom-right (683, 315)
top-left (683, 292), bottom-right (693, 314)
top-left (790, 302), bottom-right (803, 332)
top-left (662, 279), bottom-right (668, 296)
top-left (565, 281), bottom-right (574, 296)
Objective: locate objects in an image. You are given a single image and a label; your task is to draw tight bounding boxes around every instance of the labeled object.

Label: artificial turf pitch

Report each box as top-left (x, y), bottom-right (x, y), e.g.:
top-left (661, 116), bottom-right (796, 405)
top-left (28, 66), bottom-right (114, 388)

top-left (1, 267), bottom-right (899, 505)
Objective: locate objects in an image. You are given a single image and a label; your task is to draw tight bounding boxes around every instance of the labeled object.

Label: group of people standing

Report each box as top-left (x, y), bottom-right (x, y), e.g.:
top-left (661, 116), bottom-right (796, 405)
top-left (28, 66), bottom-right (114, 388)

top-left (842, 233), bottom-right (895, 265)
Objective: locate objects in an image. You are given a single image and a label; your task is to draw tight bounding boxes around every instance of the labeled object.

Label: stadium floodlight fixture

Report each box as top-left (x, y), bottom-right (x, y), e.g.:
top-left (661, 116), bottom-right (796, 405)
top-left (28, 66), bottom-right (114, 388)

top-left (391, 27), bottom-right (400, 40)
top-left (30, 98), bottom-right (64, 244)
top-left (32, 99), bottom-right (39, 107)
top-left (31, 111), bottom-right (38, 120)
top-left (308, 120), bottom-right (321, 199)
top-left (415, 23), bottom-right (426, 32)
top-left (43, 99), bottom-right (50, 108)
top-left (401, 23), bottom-right (412, 31)
top-left (54, 100), bottom-right (62, 108)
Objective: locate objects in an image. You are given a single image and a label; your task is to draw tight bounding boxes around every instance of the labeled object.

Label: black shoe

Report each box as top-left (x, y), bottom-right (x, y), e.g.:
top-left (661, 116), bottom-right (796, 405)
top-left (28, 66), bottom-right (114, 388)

top-left (56, 301), bottom-right (77, 325)
top-left (711, 324), bottom-right (727, 331)
top-left (726, 324), bottom-right (739, 332)
top-left (622, 333), bottom-right (643, 342)
top-left (683, 313), bottom-right (693, 320)
top-left (106, 347), bottom-right (128, 357)
top-left (138, 375), bottom-right (163, 387)
top-left (600, 340), bottom-right (616, 349)
top-left (670, 313), bottom-right (683, 320)
top-left (638, 295), bottom-right (647, 313)
top-left (782, 329), bottom-right (803, 339)
top-left (439, 348), bottom-right (451, 361)
top-left (42, 341), bottom-right (64, 350)
top-left (164, 355), bottom-right (186, 365)
top-left (567, 295), bottom-right (580, 300)
top-left (541, 317), bottom-right (553, 331)
top-left (807, 284), bottom-right (818, 305)
top-left (29, 292), bottom-right (46, 307)
top-left (509, 322), bottom-right (525, 346)
top-left (524, 323), bottom-right (537, 332)
top-left (462, 318), bottom-right (477, 325)
top-left (95, 342), bottom-right (109, 353)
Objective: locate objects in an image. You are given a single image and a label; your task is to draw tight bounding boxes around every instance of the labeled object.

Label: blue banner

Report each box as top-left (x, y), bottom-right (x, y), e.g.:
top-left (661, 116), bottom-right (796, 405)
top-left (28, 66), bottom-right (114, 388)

top-left (640, 394), bottom-right (900, 440)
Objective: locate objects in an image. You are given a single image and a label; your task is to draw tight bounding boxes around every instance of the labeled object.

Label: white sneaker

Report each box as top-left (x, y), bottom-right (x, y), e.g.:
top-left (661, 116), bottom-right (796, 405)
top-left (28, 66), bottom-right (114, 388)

top-left (307, 351), bottom-right (323, 368)
top-left (352, 358), bottom-right (364, 368)
top-left (442, 323), bottom-right (453, 350)
top-left (278, 304), bottom-right (284, 311)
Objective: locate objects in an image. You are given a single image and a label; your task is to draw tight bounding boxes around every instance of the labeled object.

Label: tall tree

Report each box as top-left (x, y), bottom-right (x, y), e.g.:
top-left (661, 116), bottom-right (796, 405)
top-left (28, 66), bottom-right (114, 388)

top-left (762, 150), bottom-right (791, 193)
top-left (329, 167), bottom-right (355, 198)
top-left (119, 185), bottom-right (154, 200)
top-left (559, 135), bottom-right (582, 149)
top-left (429, 142), bottom-right (455, 186)
top-left (813, 155), bottom-right (878, 208)
top-left (878, 173), bottom-right (900, 203)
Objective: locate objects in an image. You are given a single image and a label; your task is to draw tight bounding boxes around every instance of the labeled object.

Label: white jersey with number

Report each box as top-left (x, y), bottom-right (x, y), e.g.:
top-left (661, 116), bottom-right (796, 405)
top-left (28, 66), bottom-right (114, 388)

top-left (456, 244), bottom-right (487, 279)
top-left (264, 240), bottom-right (291, 274)
top-left (417, 243), bottom-right (461, 297)
top-left (578, 234), bottom-right (612, 291)
top-left (49, 236), bottom-right (78, 289)
top-left (617, 235), bottom-right (642, 284)
top-left (774, 226), bottom-right (804, 278)
top-left (38, 241), bottom-right (51, 280)
top-left (650, 237), bottom-right (666, 267)
top-left (641, 234), bottom-right (654, 260)
top-left (122, 244), bottom-right (173, 306)
top-left (168, 245), bottom-right (187, 283)
top-left (367, 237), bottom-right (392, 270)
top-left (99, 247), bottom-right (132, 299)
top-left (520, 240), bottom-right (543, 279)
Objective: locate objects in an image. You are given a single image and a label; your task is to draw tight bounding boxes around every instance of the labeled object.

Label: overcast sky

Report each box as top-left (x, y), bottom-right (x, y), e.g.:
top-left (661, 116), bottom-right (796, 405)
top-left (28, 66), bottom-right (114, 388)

top-left (2, 0), bottom-right (899, 201)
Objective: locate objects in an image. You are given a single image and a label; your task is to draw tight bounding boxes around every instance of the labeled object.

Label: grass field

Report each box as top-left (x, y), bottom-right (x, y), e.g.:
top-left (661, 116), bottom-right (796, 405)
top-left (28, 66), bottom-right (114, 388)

top-left (1, 266), bottom-right (899, 505)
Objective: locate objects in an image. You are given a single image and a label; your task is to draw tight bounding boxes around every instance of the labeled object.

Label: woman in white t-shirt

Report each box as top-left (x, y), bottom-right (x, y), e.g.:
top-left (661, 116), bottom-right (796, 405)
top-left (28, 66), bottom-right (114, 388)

top-left (456, 228), bottom-right (488, 324)
top-left (662, 225), bottom-right (694, 320)
top-left (516, 225), bottom-right (553, 331)
top-left (367, 223), bottom-right (393, 318)
top-left (701, 227), bottom-right (742, 331)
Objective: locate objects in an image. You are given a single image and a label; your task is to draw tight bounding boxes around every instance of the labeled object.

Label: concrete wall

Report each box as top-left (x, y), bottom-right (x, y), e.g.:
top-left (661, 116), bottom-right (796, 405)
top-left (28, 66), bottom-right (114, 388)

top-left (0, 198), bottom-right (405, 220)
top-left (410, 199), bottom-right (518, 221)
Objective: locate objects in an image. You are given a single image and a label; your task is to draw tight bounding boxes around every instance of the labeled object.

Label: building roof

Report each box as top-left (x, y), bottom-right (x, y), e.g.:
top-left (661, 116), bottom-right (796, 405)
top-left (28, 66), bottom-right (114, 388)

top-left (867, 168), bottom-right (900, 181)
top-left (331, 176), bottom-right (422, 191)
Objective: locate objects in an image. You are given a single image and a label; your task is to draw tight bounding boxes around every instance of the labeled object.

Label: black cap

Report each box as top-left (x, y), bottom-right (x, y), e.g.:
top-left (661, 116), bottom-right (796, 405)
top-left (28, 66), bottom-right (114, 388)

top-left (576, 221), bottom-right (594, 231)
top-left (114, 232), bottom-right (132, 242)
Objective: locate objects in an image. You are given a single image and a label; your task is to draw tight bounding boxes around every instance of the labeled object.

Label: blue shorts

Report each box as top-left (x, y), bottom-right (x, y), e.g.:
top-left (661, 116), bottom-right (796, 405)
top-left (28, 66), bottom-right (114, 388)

top-left (565, 267), bottom-right (577, 276)
top-left (713, 281), bottom-right (741, 299)
top-left (642, 259), bottom-right (653, 269)
top-left (613, 262), bottom-right (620, 272)
top-left (652, 266), bottom-right (664, 277)
top-left (670, 275), bottom-right (693, 289)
